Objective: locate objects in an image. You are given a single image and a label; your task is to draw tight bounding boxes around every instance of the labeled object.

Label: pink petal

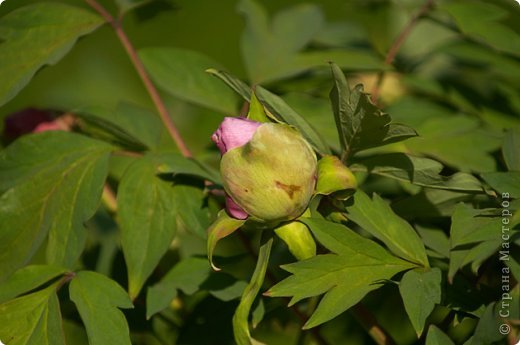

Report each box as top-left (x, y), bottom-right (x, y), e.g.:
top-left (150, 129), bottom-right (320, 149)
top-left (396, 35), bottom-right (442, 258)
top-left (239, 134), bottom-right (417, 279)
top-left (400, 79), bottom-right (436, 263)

top-left (225, 194), bottom-right (248, 220)
top-left (211, 117), bottom-right (261, 154)
top-left (33, 121), bottom-right (63, 133)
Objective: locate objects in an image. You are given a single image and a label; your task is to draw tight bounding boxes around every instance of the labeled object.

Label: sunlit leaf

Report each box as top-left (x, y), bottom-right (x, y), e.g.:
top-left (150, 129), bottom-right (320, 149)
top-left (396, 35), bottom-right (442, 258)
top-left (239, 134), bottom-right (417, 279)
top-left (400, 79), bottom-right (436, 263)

top-left (267, 218), bottom-right (416, 328)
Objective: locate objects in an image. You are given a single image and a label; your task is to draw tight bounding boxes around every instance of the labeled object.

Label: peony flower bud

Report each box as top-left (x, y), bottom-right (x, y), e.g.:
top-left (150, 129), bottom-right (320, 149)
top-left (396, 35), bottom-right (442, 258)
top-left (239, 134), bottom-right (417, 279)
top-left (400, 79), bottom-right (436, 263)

top-left (213, 117), bottom-right (317, 222)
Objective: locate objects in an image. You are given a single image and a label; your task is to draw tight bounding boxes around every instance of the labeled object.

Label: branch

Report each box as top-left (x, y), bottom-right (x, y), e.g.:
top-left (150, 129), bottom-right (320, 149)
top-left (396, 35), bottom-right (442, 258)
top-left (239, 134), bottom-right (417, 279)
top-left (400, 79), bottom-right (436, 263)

top-left (371, 0), bottom-right (435, 104)
top-left (84, 0), bottom-right (192, 158)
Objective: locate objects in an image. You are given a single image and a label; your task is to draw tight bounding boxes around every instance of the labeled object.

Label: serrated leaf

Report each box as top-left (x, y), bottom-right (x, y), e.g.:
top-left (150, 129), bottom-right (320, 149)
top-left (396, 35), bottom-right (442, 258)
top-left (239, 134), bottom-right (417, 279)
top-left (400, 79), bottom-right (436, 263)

top-left (448, 204), bottom-right (502, 282)
top-left (426, 325), bottom-right (455, 345)
top-left (233, 236), bottom-right (272, 345)
top-left (329, 64), bottom-right (416, 160)
top-left (69, 271), bottom-right (133, 345)
top-left (503, 130), bottom-right (520, 171)
top-left (267, 218), bottom-right (416, 328)
top-left (0, 3), bottom-right (103, 106)
top-left (255, 86), bottom-right (330, 154)
top-left (139, 47), bottom-right (239, 114)
top-left (0, 283), bottom-right (65, 345)
top-left (118, 156), bottom-right (179, 299)
top-left (399, 268), bottom-right (442, 336)
top-left (0, 132), bottom-right (111, 282)
top-left (0, 265), bottom-right (68, 304)
top-left (146, 257), bottom-right (210, 319)
top-left (481, 172), bottom-right (520, 199)
top-left (351, 153), bottom-right (483, 192)
top-left (346, 190), bottom-right (429, 267)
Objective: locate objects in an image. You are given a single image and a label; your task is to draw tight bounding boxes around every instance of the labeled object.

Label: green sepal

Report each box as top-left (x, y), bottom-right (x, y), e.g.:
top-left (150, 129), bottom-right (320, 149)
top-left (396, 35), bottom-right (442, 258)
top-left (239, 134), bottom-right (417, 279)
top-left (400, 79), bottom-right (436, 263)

top-left (275, 220), bottom-right (316, 260)
top-left (207, 211), bottom-right (247, 271)
top-left (247, 91), bottom-right (270, 123)
top-left (315, 155), bottom-right (357, 199)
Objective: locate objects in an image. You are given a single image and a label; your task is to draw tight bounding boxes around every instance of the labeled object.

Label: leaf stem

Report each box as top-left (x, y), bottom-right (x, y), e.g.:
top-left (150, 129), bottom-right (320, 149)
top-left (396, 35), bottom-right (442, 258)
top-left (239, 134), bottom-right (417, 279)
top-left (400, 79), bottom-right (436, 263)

top-left (236, 232), bottom-right (330, 345)
top-left (371, 0), bottom-right (435, 104)
top-left (84, 0), bottom-right (192, 158)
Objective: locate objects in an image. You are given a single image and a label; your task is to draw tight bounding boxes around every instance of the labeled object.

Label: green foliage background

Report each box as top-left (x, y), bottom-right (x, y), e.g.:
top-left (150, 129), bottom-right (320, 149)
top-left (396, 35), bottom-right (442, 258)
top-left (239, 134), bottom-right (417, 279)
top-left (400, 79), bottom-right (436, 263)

top-left (0, 0), bottom-right (519, 344)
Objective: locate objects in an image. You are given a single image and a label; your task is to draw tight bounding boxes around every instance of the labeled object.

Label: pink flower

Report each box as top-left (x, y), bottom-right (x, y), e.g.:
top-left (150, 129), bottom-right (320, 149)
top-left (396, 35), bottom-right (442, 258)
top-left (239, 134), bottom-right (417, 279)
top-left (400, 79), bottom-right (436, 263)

top-left (4, 108), bottom-right (53, 140)
top-left (211, 117), bottom-right (262, 155)
top-left (212, 117), bottom-right (262, 219)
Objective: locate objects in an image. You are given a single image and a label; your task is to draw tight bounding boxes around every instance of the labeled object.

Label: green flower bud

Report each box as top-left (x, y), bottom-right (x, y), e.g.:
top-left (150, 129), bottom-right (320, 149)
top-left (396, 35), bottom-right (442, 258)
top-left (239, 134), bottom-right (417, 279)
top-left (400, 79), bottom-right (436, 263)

top-left (220, 122), bottom-right (317, 223)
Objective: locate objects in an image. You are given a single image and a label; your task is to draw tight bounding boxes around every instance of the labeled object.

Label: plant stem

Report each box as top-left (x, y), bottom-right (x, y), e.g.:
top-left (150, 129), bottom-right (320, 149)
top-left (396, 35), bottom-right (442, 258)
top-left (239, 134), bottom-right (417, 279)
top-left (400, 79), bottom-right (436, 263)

top-left (371, 0), bottom-right (435, 104)
top-left (84, 0), bottom-right (192, 158)
top-left (352, 304), bottom-right (396, 345)
top-left (236, 232), bottom-right (330, 345)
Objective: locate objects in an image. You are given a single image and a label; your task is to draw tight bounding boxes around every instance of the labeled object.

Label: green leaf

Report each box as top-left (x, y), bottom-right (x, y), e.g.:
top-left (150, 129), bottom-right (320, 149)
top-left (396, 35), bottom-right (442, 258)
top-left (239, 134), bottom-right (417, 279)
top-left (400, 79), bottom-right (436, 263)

top-left (115, 0), bottom-right (152, 15)
top-left (146, 257), bottom-right (210, 319)
top-left (346, 190), bottom-right (429, 267)
top-left (207, 211), bottom-right (247, 271)
top-left (439, 1), bottom-right (520, 57)
top-left (154, 152), bottom-right (222, 184)
top-left (425, 325), bottom-right (455, 345)
top-left (255, 86), bottom-right (330, 154)
top-left (329, 62), bottom-right (351, 154)
top-left (267, 218), bottom-right (416, 328)
top-left (328, 64), bottom-right (416, 159)
top-left (77, 102), bottom-right (165, 150)
top-left (0, 132), bottom-right (111, 282)
top-left (481, 172), bottom-right (520, 199)
top-left (448, 204), bottom-right (502, 282)
top-left (118, 156), bottom-right (179, 299)
top-left (206, 69), bottom-right (252, 102)
top-left (0, 265), bottom-right (68, 304)
top-left (139, 47), bottom-right (239, 114)
top-left (237, 0), bottom-right (383, 83)
top-left (470, 303), bottom-right (505, 345)
top-left (0, 3), bottom-right (104, 106)
top-left (351, 153), bottom-right (483, 192)
top-left (503, 130), bottom-right (520, 171)
top-left (399, 268), bottom-right (442, 336)
top-left (233, 236), bottom-right (272, 345)
top-left (0, 283), bottom-right (65, 345)
top-left (69, 271), bottom-right (133, 345)
top-left (405, 116), bottom-right (500, 173)
top-left (173, 184), bottom-right (211, 238)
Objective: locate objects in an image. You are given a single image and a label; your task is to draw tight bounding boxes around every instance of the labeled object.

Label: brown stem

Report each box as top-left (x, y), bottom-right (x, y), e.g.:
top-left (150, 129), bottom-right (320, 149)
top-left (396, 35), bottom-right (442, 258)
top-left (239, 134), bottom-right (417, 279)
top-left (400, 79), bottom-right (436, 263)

top-left (84, 0), bottom-right (192, 158)
top-left (352, 304), bottom-right (396, 345)
top-left (371, 0), bottom-right (435, 104)
top-left (56, 271), bottom-right (77, 290)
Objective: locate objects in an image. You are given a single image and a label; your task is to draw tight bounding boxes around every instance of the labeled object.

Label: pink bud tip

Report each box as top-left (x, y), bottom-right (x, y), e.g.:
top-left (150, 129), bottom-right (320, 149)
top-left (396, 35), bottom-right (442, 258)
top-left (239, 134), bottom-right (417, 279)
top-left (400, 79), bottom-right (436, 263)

top-left (33, 121), bottom-right (63, 133)
top-left (211, 117), bottom-right (261, 155)
top-left (225, 194), bottom-right (249, 220)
